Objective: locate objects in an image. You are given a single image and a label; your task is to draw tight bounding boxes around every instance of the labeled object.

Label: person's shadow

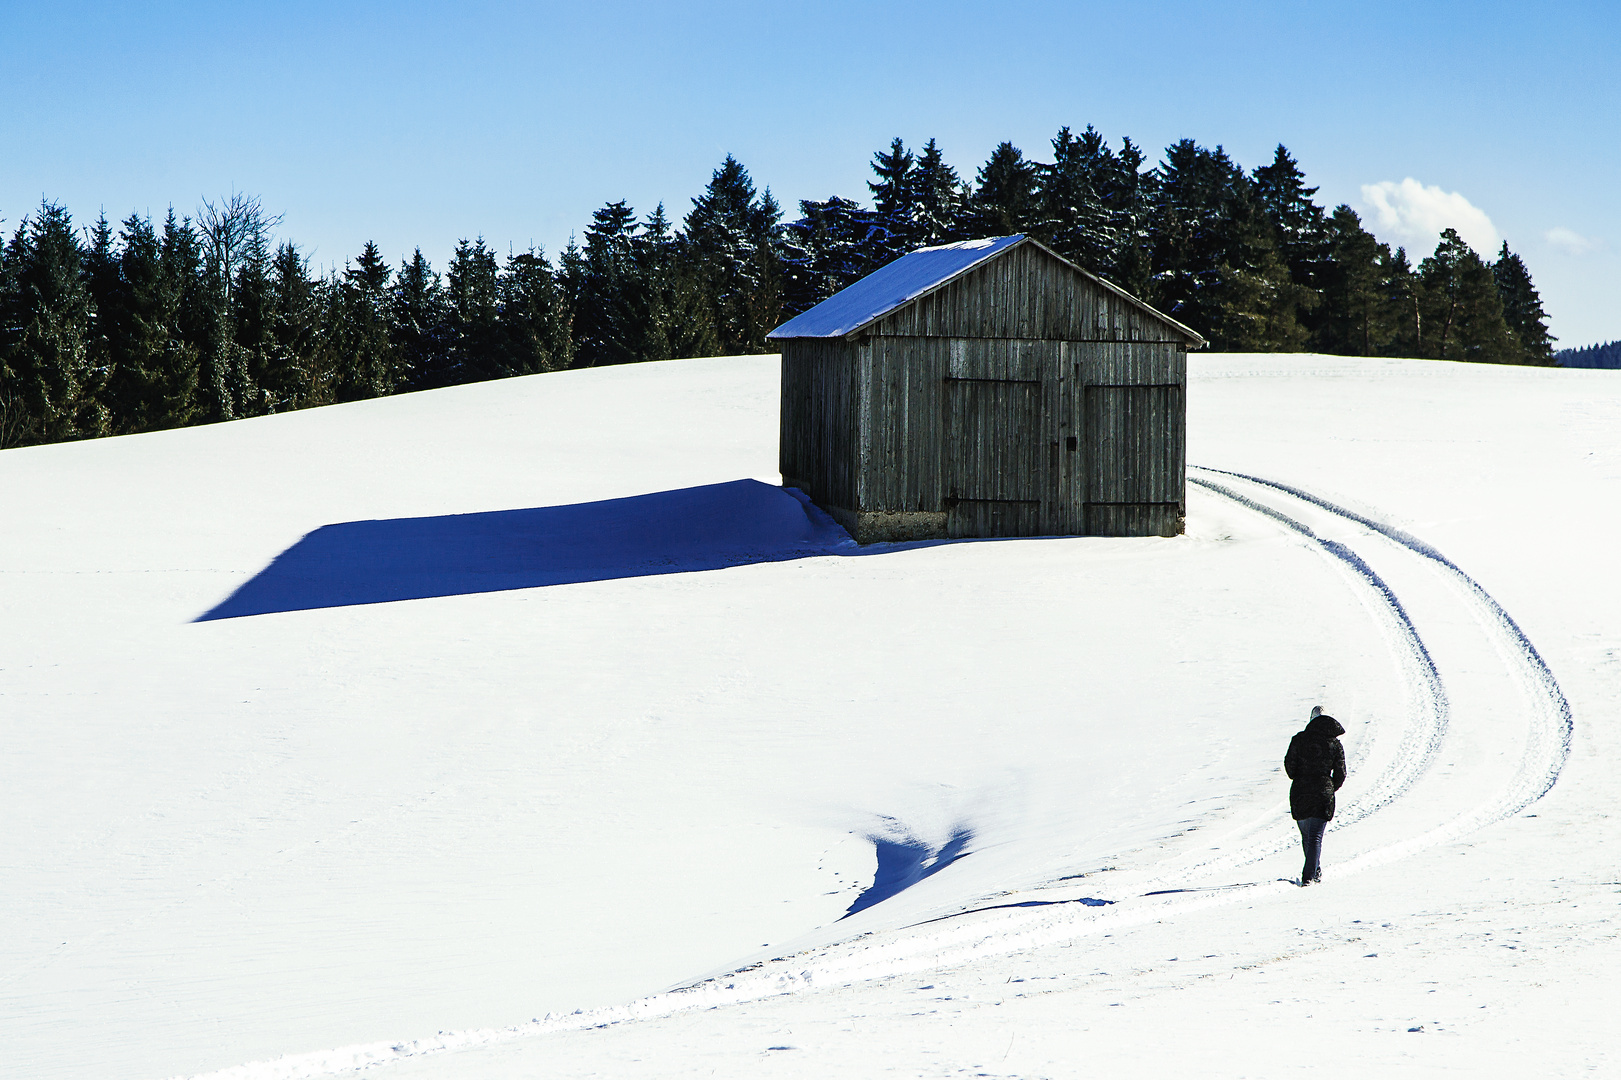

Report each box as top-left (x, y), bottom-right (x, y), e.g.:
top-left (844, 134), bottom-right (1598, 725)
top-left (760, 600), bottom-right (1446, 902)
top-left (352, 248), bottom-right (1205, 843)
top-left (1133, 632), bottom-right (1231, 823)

top-left (198, 479), bottom-right (927, 621)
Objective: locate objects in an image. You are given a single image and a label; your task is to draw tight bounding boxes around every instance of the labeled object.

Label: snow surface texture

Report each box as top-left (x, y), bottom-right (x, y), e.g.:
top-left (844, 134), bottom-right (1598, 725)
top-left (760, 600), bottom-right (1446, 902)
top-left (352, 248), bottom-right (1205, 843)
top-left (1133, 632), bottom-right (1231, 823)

top-left (2, 354), bottom-right (1618, 1079)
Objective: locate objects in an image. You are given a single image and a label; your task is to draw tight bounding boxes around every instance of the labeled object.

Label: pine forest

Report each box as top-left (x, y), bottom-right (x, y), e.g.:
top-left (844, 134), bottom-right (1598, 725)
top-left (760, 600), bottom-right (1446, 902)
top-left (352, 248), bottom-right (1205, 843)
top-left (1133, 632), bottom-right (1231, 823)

top-left (0, 130), bottom-right (1563, 450)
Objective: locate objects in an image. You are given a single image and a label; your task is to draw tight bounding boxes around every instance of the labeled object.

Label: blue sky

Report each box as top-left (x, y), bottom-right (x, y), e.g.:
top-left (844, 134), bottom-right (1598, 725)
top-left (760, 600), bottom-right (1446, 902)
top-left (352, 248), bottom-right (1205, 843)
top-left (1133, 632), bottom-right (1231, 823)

top-left (3, 1), bottom-right (1616, 347)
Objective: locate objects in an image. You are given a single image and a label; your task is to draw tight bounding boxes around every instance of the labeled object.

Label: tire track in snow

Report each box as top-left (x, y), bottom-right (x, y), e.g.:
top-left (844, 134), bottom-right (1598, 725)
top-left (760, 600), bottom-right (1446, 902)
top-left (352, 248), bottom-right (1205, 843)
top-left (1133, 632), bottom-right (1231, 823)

top-left (1146, 467), bottom-right (1568, 885)
top-left (1157, 472), bottom-right (1450, 882)
top-left (1186, 468), bottom-right (1572, 879)
top-left (171, 471), bottom-right (1574, 1080)
top-left (1198, 466), bottom-right (1572, 806)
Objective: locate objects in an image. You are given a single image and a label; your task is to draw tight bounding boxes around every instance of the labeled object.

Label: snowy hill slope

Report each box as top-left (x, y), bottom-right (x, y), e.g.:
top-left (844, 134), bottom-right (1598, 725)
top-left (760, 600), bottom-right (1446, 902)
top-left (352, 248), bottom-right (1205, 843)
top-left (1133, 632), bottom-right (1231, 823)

top-left (2, 355), bottom-right (1617, 1079)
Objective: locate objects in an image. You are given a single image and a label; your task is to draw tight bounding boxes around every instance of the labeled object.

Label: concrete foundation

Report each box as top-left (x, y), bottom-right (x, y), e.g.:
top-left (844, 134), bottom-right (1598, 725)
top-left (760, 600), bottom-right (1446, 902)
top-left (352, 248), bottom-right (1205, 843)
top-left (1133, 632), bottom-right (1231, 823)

top-left (821, 504), bottom-right (948, 544)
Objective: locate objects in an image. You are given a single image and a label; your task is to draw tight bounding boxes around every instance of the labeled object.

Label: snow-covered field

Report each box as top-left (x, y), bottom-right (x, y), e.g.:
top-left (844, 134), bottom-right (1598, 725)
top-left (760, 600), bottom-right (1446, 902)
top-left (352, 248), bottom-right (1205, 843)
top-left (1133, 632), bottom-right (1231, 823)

top-left (2, 353), bottom-right (1617, 1079)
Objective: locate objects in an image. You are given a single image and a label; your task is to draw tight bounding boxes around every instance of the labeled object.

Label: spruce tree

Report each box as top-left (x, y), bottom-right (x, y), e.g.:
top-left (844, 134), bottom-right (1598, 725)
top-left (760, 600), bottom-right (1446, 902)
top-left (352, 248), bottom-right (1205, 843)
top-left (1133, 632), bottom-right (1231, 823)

top-left (969, 142), bottom-right (1037, 237)
top-left (103, 213), bottom-right (199, 432)
top-left (231, 225), bottom-right (276, 415)
top-left (263, 242), bottom-right (320, 410)
top-left (1150, 141), bottom-right (1305, 350)
top-left (1383, 246), bottom-right (1423, 358)
top-left (0, 201), bottom-right (107, 444)
top-left (575, 200), bottom-right (643, 368)
top-left (1251, 146), bottom-right (1330, 290)
top-left (1098, 136), bottom-right (1155, 296)
top-left (1314, 206), bottom-right (1392, 356)
top-left (84, 214), bottom-right (119, 400)
top-left (329, 241), bottom-right (397, 400)
top-left (391, 248), bottom-right (448, 390)
top-left (195, 193), bottom-right (277, 420)
top-left (1417, 229), bottom-right (1516, 363)
top-left (445, 238), bottom-right (502, 382)
top-left (680, 155), bottom-right (783, 355)
top-left (499, 246), bottom-right (572, 374)
top-left (912, 139), bottom-right (967, 246)
top-left (1036, 126), bottom-right (1111, 271)
top-left (639, 203), bottom-right (714, 360)
top-left (1150, 138), bottom-right (1232, 329)
top-left (195, 269), bottom-right (234, 422)
top-left (1492, 243), bottom-right (1555, 365)
top-left (0, 225), bottom-right (21, 447)
top-left (161, 210), bottom-right (216, 414)
top-left (632, 204), bottom-right (675, 360)
top-left (557, 237), bottom-right (588, 366)
top-left (781, 196), bottom-right (888, 316)
top-left (869, 137), bottom-right (918, 251)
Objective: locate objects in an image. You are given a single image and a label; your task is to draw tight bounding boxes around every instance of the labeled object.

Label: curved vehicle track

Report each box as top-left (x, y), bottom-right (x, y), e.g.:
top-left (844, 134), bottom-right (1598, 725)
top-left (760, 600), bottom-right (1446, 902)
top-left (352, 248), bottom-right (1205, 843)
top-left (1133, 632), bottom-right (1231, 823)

top-left (178, 470), bottom-right (1574, 1080)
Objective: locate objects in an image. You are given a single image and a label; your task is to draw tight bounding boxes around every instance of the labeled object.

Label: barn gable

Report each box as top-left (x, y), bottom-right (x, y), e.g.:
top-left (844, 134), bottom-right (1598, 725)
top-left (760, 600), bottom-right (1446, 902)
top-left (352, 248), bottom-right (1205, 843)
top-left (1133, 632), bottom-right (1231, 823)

top-left (867, 239), bottom-right (1203, 345)
top-left (769, 235), bottom-right (1204, 348)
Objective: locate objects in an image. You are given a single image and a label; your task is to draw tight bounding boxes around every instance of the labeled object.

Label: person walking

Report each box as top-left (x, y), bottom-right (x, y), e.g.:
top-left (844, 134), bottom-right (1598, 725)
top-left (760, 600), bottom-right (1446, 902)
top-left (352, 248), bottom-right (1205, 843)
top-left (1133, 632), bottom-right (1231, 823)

top-left (1285, 705), bottom-right (1346, 885)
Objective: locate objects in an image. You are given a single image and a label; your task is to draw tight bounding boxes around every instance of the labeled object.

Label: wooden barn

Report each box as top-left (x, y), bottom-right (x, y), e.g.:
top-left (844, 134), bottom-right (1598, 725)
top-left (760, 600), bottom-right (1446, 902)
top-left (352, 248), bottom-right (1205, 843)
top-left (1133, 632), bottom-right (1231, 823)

top-left (768, 235), bottom-right (1206, 543)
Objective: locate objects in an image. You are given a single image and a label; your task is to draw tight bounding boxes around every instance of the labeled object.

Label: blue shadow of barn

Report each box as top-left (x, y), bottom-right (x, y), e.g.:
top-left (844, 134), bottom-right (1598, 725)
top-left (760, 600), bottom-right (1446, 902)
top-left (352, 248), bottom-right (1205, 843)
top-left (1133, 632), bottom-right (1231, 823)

top-left (198, 479), bottom-right (936, 621)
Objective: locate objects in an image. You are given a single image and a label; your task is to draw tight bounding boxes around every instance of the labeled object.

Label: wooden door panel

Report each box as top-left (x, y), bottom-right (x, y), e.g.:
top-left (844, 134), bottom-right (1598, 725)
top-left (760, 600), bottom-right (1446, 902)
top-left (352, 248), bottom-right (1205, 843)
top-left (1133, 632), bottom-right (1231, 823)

top-left (1084, 385), bottom-right (1183, 504)
top-left (944, 377), bottom-right (1044, 537)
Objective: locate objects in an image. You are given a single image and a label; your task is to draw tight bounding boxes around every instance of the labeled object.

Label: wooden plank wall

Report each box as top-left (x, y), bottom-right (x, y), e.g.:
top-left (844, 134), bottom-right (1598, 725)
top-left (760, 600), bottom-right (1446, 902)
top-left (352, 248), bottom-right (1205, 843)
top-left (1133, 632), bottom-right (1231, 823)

top-left (1074, 341), bottom-right (1187, 385)
top-left (943, 339), bottom-right (1060, 537)
top-left (1083, 385), bottom-right (1183, 502)
top-left (944, 375), bottom-right (1044, 537)
top-left (858, 336), bottom-right (943, 511)
top-left (944, 378), bottom-right (1045, 489)
top-left (855, 336), bottom-right (1064, 535)
top-left (869, 243), bottom-right (1190, 344)
top-left (1070, 341), bottom-right (1185, 537)
top-left (779, 338), bottom-right (860, 508)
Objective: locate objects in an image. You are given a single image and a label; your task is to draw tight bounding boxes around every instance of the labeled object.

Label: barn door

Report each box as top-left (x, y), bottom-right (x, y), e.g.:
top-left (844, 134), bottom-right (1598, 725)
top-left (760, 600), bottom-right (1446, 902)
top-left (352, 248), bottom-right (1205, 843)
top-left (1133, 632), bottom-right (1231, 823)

top-left (1083, 384), bottom-right (1184, 537)
top-left (944, 377), bottom-right (1044, 537)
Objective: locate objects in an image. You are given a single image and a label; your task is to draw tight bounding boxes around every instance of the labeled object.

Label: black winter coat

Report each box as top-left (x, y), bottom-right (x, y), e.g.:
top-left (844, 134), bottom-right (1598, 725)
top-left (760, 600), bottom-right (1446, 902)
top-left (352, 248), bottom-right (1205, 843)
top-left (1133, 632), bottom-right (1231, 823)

top-left (1285, 715), bottom-right (1347, 820)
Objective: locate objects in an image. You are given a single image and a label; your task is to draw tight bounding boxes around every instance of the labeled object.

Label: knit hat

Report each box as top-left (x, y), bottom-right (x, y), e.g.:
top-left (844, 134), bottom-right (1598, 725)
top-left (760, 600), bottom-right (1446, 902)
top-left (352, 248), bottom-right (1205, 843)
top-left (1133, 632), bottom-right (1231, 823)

top-left (1310, 705), bottom-right (1324, 720)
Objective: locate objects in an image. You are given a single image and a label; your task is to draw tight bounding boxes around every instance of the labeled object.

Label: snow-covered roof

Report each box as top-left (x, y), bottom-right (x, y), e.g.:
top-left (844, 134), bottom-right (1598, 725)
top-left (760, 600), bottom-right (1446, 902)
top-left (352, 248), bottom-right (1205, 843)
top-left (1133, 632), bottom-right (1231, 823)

top-left (767, 235), bottom-right (1024, 340)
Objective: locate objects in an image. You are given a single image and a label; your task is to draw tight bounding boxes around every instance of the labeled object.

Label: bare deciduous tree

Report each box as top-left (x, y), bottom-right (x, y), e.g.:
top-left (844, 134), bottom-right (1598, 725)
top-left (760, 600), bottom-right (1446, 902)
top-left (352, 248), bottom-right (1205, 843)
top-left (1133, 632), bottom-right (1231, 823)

top-left (198, 191), bottom-right (282, 305)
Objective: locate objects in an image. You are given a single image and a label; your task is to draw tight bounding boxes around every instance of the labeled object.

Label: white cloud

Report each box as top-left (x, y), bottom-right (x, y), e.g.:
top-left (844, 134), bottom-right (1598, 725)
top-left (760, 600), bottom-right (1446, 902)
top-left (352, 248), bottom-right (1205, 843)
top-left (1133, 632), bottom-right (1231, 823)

top-left (1543, 226), bottom-right (1600, 257)
top-left (1358, 178), bottom-right (1501, 258)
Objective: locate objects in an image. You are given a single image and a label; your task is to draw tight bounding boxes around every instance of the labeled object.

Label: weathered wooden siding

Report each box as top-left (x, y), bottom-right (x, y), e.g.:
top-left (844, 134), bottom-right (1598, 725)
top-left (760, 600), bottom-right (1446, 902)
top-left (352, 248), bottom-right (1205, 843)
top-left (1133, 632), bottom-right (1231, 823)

top-left (945, 376), bottom-right (1044, 537)
top-left (856, 336), bottom-right (946, 512)
top-left (1071, 341), bottom-right (1186, 538)
top-left (1083, 503), bottom-right (1182, 537)
top-left (866, 243), bottom-right (1188, 344)
top-left (1071, 340), bottom-right (1186, 385)
top-left (1083, 385), bottom-right (1183, 502)
top-left (779, 338), bottom-right (860, 509)
top-left (939, 339), bottom-right (1061, 537)
top-left (778, 241), bottom-right (1191, 540)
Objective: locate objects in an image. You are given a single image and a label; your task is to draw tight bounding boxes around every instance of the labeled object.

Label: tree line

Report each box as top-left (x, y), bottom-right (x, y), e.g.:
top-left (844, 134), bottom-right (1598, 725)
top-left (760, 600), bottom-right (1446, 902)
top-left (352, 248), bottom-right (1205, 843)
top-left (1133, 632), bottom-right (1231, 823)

top-left (1, 128), bottom-right (1557, 449)
top-left (1555, 340), bottom-right (1620, 369)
